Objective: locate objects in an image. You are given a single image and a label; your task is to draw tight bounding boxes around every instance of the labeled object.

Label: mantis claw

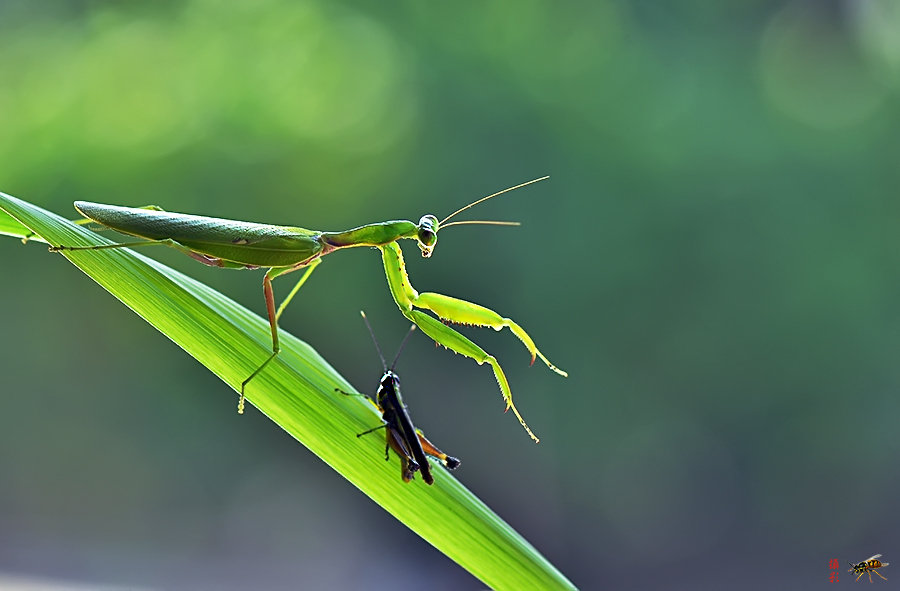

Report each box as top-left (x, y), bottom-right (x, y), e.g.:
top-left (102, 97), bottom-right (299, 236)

top-left (415, 291), bottom-right (567, 377)
top-left (409, 305), bottom-right (540, 442)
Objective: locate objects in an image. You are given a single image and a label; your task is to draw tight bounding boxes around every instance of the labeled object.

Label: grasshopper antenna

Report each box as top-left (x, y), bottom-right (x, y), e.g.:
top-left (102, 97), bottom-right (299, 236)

top-left (359, 311), bottom-right (387, 372)
top-left (439, 175), bottom-right (549, 228)
top-left (389, 325), bottom-right (417, 371)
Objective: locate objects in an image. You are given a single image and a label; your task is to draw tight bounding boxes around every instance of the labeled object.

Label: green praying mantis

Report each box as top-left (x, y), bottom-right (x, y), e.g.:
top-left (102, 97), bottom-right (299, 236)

top-left (49, 177), bottom-right (566, 441)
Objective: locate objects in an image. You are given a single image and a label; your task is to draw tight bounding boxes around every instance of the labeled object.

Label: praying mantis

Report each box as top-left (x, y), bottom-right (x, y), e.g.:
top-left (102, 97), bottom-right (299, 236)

top-left (49, 177), bottom-right (566, 441)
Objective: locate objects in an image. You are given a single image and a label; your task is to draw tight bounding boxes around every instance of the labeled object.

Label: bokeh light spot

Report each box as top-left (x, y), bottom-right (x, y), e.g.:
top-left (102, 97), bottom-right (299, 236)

top-left (759, 1), bottom-right (887, 130)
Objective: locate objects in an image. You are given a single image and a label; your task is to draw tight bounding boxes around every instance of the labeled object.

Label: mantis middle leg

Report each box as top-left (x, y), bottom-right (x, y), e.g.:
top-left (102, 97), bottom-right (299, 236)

top-left (237, 258), bottom-right (322, 413)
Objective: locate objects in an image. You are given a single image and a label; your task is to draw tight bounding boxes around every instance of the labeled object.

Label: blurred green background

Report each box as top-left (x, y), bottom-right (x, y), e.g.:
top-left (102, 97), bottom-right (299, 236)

top-left (2, 0), bottom-right (899, 589)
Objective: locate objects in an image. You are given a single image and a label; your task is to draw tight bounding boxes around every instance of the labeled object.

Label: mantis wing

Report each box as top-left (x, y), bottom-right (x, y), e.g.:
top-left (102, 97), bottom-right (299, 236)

top-left (75, 201), bottom-right (323, 268)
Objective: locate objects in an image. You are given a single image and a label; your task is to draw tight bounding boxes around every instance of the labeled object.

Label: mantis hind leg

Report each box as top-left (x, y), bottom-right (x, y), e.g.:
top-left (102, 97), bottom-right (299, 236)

top-left (50, 237), bottom-right (195, 255)
top-left (50, 233), bottom-right (248, 272)
top-left (27, 205), bottom-right (167, 243)
top-left (237, 259), bottom-right (321, 414)
top-left (23, 217), bottom-right (95, 244)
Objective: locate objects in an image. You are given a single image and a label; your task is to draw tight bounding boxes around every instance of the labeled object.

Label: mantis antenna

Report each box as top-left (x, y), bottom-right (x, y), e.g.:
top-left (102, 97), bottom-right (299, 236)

top-left (439, 175), bottom-right (550, 228)
top-left (439, 220), bottom-right (521, 229)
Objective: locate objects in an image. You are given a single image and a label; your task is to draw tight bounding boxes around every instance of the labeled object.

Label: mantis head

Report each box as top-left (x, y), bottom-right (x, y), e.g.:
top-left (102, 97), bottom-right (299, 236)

top-left (415, 215), bottom-right (439, 257)
top-left (413, 176), bottom-right (549, 258)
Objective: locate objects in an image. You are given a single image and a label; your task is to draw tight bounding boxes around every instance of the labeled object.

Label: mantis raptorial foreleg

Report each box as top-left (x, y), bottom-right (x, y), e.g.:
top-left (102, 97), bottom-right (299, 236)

top-left (409, 309), bottom-right (538, 442)
top-left (379, 241), bottom-right (565, 442)
top-left (379, 242), bottom-right (566, 375)
top-left (414, 293), bottom-right (568, 377)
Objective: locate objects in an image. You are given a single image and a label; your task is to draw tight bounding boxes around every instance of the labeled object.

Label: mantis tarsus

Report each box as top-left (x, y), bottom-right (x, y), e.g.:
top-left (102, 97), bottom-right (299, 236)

top-left (49, 177), bottom-right (566, 441)
top-left (338, 312), bottom-right (460, 485)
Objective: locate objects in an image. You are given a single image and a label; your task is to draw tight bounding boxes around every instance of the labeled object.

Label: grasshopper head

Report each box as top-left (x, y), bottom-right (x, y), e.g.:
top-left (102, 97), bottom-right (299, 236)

top-left (416, 215), bottom-right (439, 258)
top-left (377, 370), bottom-right (402, 400)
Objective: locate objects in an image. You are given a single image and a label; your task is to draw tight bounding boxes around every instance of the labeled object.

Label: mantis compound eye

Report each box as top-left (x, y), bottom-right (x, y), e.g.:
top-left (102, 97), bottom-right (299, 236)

top-left (416, 215), bottom-right (438, 257)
